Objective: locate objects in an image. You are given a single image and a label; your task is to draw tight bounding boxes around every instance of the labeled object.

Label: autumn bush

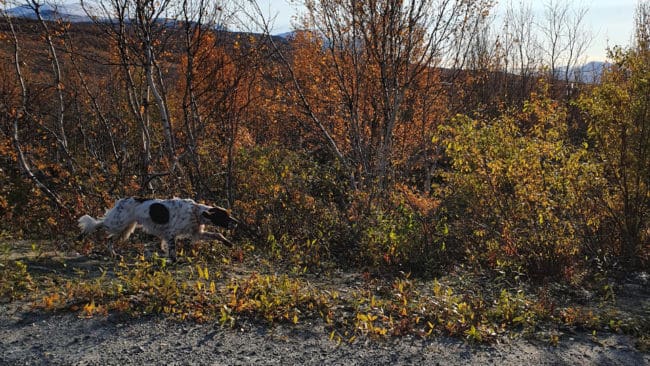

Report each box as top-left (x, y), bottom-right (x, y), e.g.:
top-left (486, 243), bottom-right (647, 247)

top-left (227, 145), bottom-right (451, 276)
top-left (438, 89), bottom-right (604, 280)
top-left (0, 172), bottom-right (68, 237)
top-left (578, 45), bottom-right (650, 266)
top-left (351, 185), bottom-right (450, 277)
top-left (232, 145), bottom-right (353, 270)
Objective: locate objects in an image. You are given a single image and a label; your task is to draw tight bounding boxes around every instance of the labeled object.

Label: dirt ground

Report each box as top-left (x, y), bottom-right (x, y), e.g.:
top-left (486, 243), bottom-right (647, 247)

top-left (0, 299), bottom-right (647, 366)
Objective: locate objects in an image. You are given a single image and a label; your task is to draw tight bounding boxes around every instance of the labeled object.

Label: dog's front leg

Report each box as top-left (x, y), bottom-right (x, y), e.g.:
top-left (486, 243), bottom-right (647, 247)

top-left (108, 241), bottom-right (117, 258)
top-left (161, 238), bottom-right (177, 262)
top-left (200, 232), bottom-right (233, 247)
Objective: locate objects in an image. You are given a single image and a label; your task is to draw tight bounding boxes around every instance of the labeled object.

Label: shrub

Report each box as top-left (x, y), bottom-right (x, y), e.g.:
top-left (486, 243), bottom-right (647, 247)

top-left (438, 91), bottom-right (603, 280)
top-left (232, 145), bottom-right (351, 270)
top-left (353, 185), bottom-right (450, 277)
top-left (578, 46), bottom-right (650, 266)
top-left (0, 259), bottom-right (33, 302)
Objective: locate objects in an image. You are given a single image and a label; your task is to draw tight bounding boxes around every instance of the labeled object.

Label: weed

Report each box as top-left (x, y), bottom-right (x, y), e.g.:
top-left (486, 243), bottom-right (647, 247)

top-left (0, 259), bottom-right (33, 302)
top-left (224, 273), bottom-right (333, 325)
top-left (9, 249), bottom-right (642, 348)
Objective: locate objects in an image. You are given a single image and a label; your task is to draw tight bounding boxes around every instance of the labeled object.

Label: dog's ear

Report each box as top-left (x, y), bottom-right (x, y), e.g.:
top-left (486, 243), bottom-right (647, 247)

top-left (202, 206), bottom-right (237, 229)
top-left (202, 206), bottom-right (227, 224)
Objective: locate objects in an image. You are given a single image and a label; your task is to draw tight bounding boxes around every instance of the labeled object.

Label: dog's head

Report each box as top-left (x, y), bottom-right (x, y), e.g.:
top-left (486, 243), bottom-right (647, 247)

top-left (202, 206), bottom-right (238, 229)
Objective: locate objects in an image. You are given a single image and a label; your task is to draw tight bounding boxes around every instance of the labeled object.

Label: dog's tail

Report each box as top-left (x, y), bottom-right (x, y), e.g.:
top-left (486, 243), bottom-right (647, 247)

top-left (77, 215), bottom-right (102, 239)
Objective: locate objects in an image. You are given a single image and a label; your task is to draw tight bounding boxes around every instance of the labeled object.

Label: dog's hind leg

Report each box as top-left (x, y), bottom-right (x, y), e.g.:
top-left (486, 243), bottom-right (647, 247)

top-left (117, 221), bottom-right (138, 242)
top-left (107, 221), bottom-right (137, 257)
top-left (107, 241), bottom-right (116, 258)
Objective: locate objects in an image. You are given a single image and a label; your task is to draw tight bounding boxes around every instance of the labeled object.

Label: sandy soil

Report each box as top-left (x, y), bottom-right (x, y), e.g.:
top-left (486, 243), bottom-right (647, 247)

top-left (1, 300), bottom-right (648, 366)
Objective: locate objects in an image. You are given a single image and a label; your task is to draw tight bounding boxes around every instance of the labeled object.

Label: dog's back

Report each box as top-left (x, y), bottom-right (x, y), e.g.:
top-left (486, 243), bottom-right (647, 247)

top-left (85, 197), bottom-right (202, 238)
top-left (132, 198), bottom-right (205, 239)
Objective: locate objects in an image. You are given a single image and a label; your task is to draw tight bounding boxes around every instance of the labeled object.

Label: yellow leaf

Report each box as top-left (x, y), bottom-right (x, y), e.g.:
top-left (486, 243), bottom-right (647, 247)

top-left (82, 300), bottom-right (96, 317)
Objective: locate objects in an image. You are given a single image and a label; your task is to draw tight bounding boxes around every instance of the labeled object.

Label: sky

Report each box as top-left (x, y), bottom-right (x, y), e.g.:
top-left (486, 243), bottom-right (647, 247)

top-left (586, 0), bottom-right (639, 60)
top-left (259, 0), bottom-right (641, 62)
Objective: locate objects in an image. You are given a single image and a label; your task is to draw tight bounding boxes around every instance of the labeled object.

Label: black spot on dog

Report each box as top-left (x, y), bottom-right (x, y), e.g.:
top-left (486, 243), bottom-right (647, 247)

top-left (149, 203), bottom-right (170, 225)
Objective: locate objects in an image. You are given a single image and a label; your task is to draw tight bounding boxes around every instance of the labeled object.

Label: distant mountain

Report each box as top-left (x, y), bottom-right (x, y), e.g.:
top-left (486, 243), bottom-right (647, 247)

top-left (578, 61), bottom-right (610, 83)
top-left (5, 3), bottom-right (234, 30)
top-left (275, 31), bottom-right (296, 39)
top-left (554, 61), bottom-right (610, 84)
top-left (3, 5), bottom-right (612, 85)
top-left (5, 3), bottom-right (92, 23)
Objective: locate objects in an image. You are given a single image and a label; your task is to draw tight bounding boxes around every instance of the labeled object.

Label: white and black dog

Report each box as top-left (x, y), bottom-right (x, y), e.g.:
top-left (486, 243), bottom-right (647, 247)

top-left (78, 197), bottom-right (238, 261)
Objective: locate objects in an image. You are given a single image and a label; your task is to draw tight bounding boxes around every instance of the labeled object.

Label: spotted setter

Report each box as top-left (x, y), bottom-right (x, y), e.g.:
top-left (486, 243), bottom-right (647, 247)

top-left (78, 197), bottom-right (238, 261)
